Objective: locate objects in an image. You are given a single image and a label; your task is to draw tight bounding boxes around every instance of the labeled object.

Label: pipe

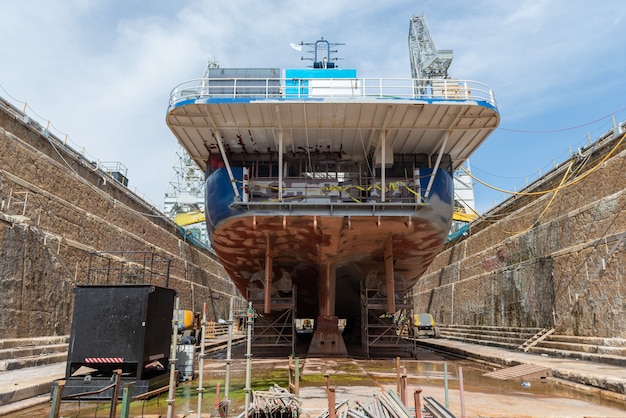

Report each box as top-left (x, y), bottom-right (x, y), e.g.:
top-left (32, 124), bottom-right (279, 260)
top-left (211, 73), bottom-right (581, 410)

top-left (459, 366), bottom-right (466, 418)
top-left (423, 131), bottom-right (449, 199)
top-left (444, 361), bottom-right (449, 409)
top-left (224, 297), bottom-right (234, 413)
top-left (120, 382), bottom-right (135, 418)
top-left (49, 381), bottom-right (65, 418)
top-left (214, 130), bottom-right (241, 200)
top-left (244, 302), bottom-right (254, 418)
top-left (109, 370), bottom-right (122, 418)
top-left (396, 357), bottom-right (401, 394)
top-left (328, 387), bottom-right (336, 418)
top-left (166, 297), bottom-right (180, 418)
top-left (414, 389), bottom-right (422, 418)
top-left (197, 303), bottom-right (207, 418)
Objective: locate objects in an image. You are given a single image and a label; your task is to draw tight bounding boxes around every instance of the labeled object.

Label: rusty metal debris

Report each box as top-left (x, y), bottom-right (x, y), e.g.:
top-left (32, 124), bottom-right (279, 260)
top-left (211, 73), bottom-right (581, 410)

top-left (236, 384), bottom-right (301, 418)
top-left (317, 390), bottom-right (421, 418)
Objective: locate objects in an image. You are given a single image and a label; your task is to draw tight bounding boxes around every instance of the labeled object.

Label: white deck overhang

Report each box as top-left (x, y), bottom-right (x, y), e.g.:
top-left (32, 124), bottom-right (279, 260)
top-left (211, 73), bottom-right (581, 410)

top-left (167, 98), bottom-right (500, 172)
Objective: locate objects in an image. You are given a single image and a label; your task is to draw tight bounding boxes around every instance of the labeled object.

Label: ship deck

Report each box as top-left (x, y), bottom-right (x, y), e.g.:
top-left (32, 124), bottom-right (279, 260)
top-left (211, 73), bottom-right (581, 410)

top-left (167, 77), bottom-right (499, 173)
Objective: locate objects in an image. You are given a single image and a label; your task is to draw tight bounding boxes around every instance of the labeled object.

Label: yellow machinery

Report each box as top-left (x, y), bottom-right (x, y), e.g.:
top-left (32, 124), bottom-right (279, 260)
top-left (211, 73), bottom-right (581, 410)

top-left (452, 209), bottom-right (477, 223)
top-left (173, 210), bottom-right (206, 227)
top-left (174, 309), bottom-right (199, 331)
top-left (413, 313), bottom-right (439, 338)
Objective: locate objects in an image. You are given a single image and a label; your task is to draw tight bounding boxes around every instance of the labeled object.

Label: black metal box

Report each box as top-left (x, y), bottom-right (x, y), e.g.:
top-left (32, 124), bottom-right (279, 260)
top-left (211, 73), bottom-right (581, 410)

top-left (65, 285), bottom-right (175, 380)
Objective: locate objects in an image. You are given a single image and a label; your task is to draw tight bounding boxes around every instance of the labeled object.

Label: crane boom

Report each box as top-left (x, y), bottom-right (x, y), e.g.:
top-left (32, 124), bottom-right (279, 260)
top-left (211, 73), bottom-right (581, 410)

top-left (409, 15), bottom-right (478, 228)
top-left (408, 15), bottom-right (453, 94)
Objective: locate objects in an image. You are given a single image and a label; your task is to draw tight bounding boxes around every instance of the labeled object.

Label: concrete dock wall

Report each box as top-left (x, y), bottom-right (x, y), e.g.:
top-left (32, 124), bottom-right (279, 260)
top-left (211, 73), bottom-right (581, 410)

top-left (0, 101), bottom-right (240, 339)
top-left (415, 124), bottom-right (626, 338)
top-left (3, 93), bottom-right (624, 341)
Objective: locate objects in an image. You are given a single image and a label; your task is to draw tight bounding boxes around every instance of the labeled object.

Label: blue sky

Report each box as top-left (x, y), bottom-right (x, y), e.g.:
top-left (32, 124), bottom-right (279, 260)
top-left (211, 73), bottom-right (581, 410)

top-left (1, 0), bottom-right (624, 213)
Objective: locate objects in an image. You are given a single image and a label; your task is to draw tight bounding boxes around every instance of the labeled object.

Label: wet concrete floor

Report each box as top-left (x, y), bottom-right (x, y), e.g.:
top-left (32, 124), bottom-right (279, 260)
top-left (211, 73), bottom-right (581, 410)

top-left (7, 342), bottom-right (626, 418)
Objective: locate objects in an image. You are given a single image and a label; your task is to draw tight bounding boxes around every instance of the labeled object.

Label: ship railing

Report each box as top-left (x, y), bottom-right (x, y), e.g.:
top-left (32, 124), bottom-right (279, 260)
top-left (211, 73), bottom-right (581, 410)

top-left (246, 177), bottom-right (422, 204)
top-left (169, 77), bottom-right (497, 108)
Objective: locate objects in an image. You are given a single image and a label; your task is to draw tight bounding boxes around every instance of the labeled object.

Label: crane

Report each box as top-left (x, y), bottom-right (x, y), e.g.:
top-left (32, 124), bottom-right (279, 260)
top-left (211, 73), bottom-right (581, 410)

top-left (408, 15), bottom-right (453, 94)
top-left (164, 145), bottom-right (210, 248)
top-left (408, 15), bottom-right (477, 228)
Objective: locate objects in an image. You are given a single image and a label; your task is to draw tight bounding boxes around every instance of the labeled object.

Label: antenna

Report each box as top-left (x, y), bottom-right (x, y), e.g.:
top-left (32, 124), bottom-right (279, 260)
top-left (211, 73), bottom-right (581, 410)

top-left (299, 38), bottom-right (345, 68)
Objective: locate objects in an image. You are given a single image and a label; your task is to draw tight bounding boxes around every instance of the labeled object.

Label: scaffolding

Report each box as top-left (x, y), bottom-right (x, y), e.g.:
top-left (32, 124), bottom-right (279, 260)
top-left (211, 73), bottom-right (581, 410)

top-left (163, 145), bottom-right (209, 248)
top-left (247, 286), bottom-right (297, 355)
top-left (360, 282), bottom-right (415, 358)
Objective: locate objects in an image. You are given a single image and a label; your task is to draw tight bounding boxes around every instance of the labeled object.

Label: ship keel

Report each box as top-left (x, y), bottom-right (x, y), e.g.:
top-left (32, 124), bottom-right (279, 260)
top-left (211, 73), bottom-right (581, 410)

top-left (308, 263), bottom-right (348, 356)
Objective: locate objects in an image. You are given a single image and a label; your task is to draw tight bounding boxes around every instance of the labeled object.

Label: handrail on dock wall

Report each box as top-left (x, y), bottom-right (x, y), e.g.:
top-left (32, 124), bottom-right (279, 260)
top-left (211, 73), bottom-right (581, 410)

top-left (169, 77), bottom-right (497, 109)
top-left (0, 95), bottom-right (161, 209)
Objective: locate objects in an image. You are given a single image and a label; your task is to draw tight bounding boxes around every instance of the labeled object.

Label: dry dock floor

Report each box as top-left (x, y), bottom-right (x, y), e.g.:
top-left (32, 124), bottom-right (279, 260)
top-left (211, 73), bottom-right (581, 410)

top-left (1, 336), bottom-right (626, 417)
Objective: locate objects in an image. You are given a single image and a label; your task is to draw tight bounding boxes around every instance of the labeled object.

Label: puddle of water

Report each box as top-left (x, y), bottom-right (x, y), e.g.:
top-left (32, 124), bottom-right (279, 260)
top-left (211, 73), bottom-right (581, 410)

top-left (8, 355), bottom-right (626, 417)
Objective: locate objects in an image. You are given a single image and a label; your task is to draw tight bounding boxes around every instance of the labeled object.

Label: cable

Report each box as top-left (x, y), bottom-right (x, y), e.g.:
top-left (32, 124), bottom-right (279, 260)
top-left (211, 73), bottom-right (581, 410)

top-left (459, 130), bottom-right (624, 236)
top-left (0, 88), bottom-right (158, 210)
top-left (462, 132), bottom-right (625, 197)
top-left (463, 161), bottom-right (575, 236)
top-left (42, 131), bottom-right (164, 218)
top-left (498, 105), bottom-right (626, 133)
top-left (507, 161), bottom-right (574, 235)
top-left (0, 83), bottom-right (26, 105)
top-left (471, 164), bottom-right (534, 180)
top-left (551, 155), bottom-right (626, 327)
top-left (0, 84), bottom-right (95, 160)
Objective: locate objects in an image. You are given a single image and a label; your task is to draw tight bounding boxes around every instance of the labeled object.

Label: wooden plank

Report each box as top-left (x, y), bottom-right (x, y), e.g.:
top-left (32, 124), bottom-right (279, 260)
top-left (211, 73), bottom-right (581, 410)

top-left (483, 364), bottom-right (552, 381)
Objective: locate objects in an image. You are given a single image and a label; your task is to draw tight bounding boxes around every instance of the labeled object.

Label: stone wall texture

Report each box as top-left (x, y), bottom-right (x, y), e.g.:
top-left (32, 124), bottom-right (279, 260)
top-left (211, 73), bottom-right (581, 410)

top-left (0, 105), bottom-right (241, 339)
top-left (415, 127), bottom-right (626, 338)
top-left (2, 101), bottom-right (624, 341)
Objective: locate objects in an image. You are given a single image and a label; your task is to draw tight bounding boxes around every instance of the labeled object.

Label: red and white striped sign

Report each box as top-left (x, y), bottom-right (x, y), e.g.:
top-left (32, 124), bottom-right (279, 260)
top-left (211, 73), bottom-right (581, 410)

top-left (84, 357), bottom-right (124, 363)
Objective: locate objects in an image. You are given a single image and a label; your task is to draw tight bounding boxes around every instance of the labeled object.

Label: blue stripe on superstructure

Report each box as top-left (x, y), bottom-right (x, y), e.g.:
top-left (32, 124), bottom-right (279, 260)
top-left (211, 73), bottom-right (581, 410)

top-left (285, 68), bottom-right (357, 79)
top-left (171, 98), bottom-right (197, 107)
top-left (169, 97), bottom-right (498, 112)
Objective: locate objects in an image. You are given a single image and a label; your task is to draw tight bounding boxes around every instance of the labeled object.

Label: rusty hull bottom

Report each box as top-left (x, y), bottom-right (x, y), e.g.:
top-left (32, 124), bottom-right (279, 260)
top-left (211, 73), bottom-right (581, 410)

top-left (211, 211), bottom-right (450, 353)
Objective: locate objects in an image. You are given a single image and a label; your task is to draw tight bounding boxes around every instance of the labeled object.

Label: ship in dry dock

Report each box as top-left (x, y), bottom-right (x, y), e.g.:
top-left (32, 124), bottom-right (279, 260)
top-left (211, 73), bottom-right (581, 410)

top-left (165, 34), bottom-right (499, 356)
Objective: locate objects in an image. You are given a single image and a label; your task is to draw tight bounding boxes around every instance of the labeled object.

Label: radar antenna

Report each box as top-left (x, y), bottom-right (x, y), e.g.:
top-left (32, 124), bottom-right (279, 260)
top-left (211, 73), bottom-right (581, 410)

top-left (298, 38), bottom-right (345, 69)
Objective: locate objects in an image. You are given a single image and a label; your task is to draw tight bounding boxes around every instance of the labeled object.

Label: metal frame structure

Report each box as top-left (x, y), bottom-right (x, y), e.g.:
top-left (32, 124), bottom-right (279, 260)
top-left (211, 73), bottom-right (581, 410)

top-left (360, 282), bottom-right (415, 358)
top-left (408, 15), bottom-right (454, 94)
top-left (163, 145), bottom-right (210, 248)
top-left (86, 251), bottom-right (171, 287)
top-left (247, 286), bottom-right (296, 354)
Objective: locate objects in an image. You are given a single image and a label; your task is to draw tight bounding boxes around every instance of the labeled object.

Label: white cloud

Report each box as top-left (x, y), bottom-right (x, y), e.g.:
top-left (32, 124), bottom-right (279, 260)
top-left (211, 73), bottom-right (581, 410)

top-left (1, 0), bottom-right (625, 212)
